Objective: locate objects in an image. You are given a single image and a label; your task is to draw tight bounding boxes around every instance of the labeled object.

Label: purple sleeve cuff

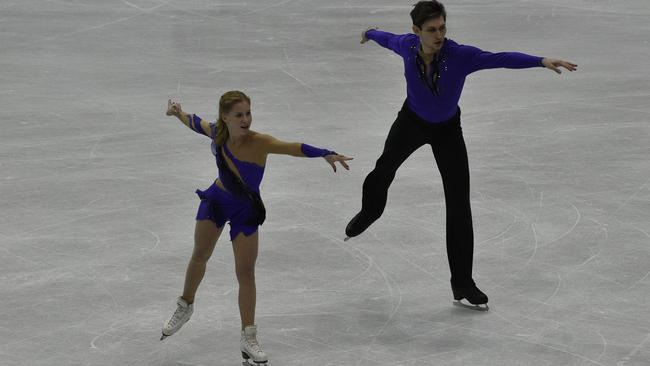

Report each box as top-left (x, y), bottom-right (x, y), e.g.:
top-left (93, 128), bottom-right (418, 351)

top-left (189, 114), bottom-right (208, 136)
top-left (300, 143), bottom-right (336, 158)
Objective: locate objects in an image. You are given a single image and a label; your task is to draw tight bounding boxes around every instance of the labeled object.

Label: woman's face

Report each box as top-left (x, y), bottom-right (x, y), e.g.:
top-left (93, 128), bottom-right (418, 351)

top-left (223, 101), bottom-right (252, 138)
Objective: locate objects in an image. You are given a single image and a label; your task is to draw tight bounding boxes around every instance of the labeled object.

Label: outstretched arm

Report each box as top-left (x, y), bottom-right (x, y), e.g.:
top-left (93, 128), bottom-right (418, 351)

top-left (260, 134), bottom-right (353, 173)
top-left (360, 28), bottom-right (410, 56)
top-left (461, 45), bottom-right (578, 75)
top-left (166, 99), bottom-right (212, 137)
top-left (541, 58), bottom-right (578, 74)
top-left (461, 46), bottom-right (544, 73)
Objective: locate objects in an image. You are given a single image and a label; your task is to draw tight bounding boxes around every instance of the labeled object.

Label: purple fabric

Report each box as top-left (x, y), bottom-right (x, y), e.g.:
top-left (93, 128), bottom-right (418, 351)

top-left (365, 30), bottom-right (544, 123)
top-left (195, 183), bottom-right (258, 241)
top-left (189, 120), bottom-right (265, 237)
top-left (300, 143), bottom-right (335, 157)
top-left (220, 142), bottom-right (265, 193)
top-left (189, 114), bottom-right (207, 136)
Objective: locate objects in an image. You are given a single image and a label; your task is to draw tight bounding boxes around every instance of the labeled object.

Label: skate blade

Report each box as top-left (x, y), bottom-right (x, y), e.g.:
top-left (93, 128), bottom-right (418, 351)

top-left (160, 334), bottom-right (167, 341)
top-left (242, 352), bottom-right (267, 365)
top-left (344, 236), bottom-right (351, 242)
top-left (242, 360), bottom-right (268, 365)
top-left (453, 299), bottom-right (489, 311)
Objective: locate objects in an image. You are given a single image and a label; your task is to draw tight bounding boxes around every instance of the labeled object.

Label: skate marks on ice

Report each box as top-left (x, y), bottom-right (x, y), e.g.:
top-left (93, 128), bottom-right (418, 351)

top-left (3, 0), bottom-right (650, 365)
top-left (274, 214), bottom-right (404, 366)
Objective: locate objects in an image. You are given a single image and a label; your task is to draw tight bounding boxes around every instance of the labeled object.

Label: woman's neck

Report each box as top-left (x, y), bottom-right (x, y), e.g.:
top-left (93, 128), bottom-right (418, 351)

top-left (228, 133), bottom-right (249, 147)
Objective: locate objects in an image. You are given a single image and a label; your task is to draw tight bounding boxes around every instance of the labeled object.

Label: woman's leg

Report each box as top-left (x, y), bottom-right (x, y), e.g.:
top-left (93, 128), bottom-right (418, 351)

top-left (181, 220), bottom-right (224, 304)
top-left (231, 230), bottom-right (259, 329)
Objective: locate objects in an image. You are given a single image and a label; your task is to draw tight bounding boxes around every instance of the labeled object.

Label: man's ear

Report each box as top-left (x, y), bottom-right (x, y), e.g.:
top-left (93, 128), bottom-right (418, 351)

top-left (412, 25), bottom-right (420, 35)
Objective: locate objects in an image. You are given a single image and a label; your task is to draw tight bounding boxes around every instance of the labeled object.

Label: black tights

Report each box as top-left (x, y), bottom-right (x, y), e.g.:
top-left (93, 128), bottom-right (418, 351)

top-left (361, 103), bottom-right (475, 287)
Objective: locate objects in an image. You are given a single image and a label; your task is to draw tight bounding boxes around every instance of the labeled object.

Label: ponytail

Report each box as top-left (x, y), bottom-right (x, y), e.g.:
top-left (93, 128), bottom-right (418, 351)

top-left (214, 117), bottom-right (229, 146)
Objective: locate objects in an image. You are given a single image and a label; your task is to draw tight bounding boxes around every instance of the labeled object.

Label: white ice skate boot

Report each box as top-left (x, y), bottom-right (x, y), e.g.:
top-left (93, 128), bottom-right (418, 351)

top-left (160, 297), bottom-right (193, 340)
top-left (241, 325), bottom-right (268, 365)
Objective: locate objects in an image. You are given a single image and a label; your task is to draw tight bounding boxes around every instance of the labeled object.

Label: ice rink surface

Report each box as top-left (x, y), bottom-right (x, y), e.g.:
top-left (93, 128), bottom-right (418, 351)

top-left (1, 0), bottom-right (649, 365)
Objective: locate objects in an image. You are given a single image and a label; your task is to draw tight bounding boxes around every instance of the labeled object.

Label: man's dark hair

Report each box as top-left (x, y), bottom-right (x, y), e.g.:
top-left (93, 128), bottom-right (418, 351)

top-left (410, 1), bottom-right (446, 28)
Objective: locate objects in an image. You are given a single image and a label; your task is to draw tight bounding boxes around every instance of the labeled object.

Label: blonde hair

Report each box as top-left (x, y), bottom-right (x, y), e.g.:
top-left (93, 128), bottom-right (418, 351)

top-left (215, 90), bottom-right (251, 146)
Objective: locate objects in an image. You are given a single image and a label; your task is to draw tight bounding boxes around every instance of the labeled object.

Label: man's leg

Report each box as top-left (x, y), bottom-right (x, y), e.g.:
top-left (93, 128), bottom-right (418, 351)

top-left (430, 118), bottom-right (487, 307)
top-left (431, 120), bottom-right (474, 286)
top-left (346, 109), bottom-right (426, 238)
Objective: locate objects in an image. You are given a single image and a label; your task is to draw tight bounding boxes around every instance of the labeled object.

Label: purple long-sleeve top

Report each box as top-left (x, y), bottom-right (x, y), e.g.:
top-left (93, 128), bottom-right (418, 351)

top-left (366, 29), bottom-right (544, 123)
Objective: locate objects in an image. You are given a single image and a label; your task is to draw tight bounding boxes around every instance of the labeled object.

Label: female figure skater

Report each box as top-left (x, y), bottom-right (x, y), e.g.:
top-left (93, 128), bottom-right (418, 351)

top-left (345, 1), bottom-right (577, 310)
top-left (161, 91), bottom-right (352, 365)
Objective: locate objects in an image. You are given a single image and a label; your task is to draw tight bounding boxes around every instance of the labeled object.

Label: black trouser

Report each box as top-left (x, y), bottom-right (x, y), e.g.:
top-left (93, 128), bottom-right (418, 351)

top-left (361, 102), bottom-right (474, 287)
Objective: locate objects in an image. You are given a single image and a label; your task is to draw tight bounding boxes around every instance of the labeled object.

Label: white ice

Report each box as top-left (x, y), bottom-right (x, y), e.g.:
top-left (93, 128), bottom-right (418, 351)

top-left (1, 0), bottom-right (649, 365)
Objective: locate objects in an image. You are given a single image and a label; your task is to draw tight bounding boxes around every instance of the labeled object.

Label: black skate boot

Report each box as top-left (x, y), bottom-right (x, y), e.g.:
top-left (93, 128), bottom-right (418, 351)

top-left (452, 282), bottom-right (489, 311)
top-left (344, 211), bottom-right (376, 241)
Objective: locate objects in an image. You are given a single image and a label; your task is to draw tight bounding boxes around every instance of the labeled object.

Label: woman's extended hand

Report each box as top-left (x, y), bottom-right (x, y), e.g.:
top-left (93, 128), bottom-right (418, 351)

top-left (324, 154), bottom-right (353, 172)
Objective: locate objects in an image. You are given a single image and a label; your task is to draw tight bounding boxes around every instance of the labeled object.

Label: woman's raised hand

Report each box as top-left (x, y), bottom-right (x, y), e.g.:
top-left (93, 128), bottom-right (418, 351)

top-left (166, 99), bottom-right (182, 117)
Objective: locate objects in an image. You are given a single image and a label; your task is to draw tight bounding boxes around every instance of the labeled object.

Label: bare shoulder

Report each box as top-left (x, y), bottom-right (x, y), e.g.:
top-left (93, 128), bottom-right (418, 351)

top-left (245, 131), bottom-right (272, 161)
top-left (251, 132), bottom-right (276, 144)
top-left (250, 132), bottom-right (279, 149)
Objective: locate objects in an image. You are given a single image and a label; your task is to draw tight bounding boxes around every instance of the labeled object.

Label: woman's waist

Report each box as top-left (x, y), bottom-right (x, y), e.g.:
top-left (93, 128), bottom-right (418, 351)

top-left (212, 179), bottom-right (260, 196)
top-left (216, 172), bottom-right (262, 191)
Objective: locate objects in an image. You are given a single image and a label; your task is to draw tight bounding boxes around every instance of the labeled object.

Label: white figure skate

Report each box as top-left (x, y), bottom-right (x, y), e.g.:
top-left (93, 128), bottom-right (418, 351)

top-left (241, 325), bottom-right (268, 365)
top-left (160, 297), bottom-right (193, 340)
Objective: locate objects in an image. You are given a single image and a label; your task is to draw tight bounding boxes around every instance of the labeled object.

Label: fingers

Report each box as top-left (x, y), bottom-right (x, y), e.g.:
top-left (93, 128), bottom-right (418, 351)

top-left (560, 61), bottom-right (577, 71)
top-left (361, 27), bottom-right (375, 44)
top-left (543, 58), bottom-right (578, 75)
top-left (325, 155), bottom-right (353, 172)
top-left (166, 99), bottom-right (173, 115)
top-left (548, 59), bottom-right (577, 74)
top-left (167, 100), bottom-right (181, 116)
top-left (334, 155), bottom-right (352, 171)
top-left (340, 156), bottom-right (352, 170)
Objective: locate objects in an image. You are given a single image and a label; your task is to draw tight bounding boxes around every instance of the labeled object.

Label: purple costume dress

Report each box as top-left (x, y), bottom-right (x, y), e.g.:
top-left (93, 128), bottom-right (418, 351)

top-left (193, 120), bottom-right (265, 241)
top-left (189, 115), bottom-right (334, 241)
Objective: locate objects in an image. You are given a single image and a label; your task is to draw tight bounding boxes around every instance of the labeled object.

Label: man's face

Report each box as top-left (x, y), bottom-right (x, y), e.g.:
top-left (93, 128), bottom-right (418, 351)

top-left (413, 16), bottom-right (446, 53)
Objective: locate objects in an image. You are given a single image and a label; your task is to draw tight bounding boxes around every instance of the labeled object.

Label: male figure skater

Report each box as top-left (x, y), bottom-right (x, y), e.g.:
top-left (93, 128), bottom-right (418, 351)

top-left (345, 1), bottom-right (577, 309)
